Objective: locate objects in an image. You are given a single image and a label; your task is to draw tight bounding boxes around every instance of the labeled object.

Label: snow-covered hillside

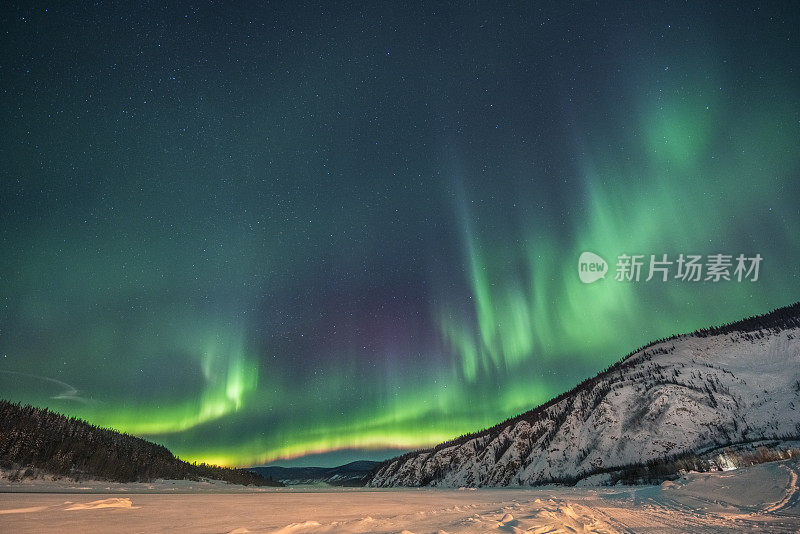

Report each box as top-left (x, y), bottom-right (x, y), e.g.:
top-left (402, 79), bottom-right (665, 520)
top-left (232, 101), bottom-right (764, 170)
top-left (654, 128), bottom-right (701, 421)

top-left (368, 303), bottom-right (800, 487)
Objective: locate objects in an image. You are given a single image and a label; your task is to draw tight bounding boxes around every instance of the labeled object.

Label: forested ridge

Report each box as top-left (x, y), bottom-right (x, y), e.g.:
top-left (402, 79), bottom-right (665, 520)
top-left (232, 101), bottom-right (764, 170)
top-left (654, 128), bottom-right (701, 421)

top-left (0, 400), bottom-right (282, 486)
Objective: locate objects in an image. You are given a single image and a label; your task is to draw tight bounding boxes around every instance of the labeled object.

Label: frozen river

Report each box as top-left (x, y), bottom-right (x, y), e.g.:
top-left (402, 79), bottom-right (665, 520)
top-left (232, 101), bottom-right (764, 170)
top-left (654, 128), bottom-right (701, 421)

top-left (1, 459), bottom-right (798, 533)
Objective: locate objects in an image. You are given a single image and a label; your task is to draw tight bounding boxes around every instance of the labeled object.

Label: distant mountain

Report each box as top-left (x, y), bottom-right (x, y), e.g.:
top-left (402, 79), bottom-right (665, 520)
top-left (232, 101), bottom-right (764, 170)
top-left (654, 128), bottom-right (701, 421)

top-left (0, 401), bottom-right (282, 486)
top-left (368, 301), bottom-right (800, 487)
top-left (251, 460), bottom-right (380, 486)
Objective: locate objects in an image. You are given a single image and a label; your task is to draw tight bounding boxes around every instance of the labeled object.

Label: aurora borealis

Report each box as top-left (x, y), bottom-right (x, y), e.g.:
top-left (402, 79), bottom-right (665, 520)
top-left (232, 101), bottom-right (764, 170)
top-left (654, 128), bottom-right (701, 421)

top-left (1, 2), bottom-right (799, 467)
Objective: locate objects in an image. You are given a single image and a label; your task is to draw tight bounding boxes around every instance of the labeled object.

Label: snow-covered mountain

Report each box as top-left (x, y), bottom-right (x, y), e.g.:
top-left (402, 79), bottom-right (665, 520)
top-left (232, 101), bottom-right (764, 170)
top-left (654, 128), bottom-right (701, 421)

top-left (368, 302), bottom-right (800, 487)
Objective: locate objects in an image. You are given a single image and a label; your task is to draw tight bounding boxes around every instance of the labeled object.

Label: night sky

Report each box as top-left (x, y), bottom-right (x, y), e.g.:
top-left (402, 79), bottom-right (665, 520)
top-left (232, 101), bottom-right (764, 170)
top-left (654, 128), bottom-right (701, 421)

top-left (1, 2), bottom-right (799, 467)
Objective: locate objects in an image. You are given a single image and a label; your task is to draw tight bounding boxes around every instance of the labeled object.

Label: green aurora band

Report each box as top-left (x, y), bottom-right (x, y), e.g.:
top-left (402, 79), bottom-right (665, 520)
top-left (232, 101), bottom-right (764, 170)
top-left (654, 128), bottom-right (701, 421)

top-left (1, 3), bottom-right (798, 467)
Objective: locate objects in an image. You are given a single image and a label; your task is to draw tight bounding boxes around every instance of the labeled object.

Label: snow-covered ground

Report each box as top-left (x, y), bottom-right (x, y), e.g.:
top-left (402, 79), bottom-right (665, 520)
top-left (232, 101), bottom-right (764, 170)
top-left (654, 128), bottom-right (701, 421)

top-left (0, 474), bottom-right (279, 494)
top-left (1, 458), bottom-right (798, 533)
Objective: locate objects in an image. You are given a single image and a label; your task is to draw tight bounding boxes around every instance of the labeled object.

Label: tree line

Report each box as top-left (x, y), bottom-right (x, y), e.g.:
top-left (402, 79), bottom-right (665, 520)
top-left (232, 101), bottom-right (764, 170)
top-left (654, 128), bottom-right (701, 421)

top-left (0, 400), bottom-right (282, 486)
